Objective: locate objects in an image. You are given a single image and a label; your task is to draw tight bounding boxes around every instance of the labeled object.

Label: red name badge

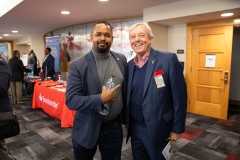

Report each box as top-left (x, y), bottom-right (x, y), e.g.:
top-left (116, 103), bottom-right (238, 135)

top-left (154, 70), bottom-right (165, 88)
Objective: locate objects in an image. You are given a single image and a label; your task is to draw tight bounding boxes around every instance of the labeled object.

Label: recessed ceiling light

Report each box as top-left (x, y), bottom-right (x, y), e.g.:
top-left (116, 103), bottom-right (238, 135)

top-left (3, 34), bottom-right (9, 36)
top-left (221, 13), bottom-right (234, 17)
top-left (61, 11), bottom-right (70, 14)
top-left (12, 30), bottom-right (18, 33)
top-left (99, 0), bottom-right (108, 1)
top-left (234, 19), bottom-right (240, 23)
top-left (0, 37), bottom-right (2, 39)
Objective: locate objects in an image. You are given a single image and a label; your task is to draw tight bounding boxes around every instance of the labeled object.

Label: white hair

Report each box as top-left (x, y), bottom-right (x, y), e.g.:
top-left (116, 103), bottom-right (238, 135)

top-left (129, 22), bottom-right (154, 38)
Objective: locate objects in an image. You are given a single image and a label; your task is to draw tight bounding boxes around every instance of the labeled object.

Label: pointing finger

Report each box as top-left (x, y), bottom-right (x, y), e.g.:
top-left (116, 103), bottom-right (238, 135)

top-left (112, 84), bottom-right (121, 92)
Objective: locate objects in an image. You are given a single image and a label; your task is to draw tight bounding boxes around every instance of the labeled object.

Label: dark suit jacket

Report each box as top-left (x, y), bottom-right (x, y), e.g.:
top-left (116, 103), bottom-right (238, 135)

top-left (42, 54), bottom-right (55, 78)
top-left (8, 57), bottom-right (32, 82)
top-left (125, 48), bottom-right (187, 148)
top-left (0, 55), bottom-right (12, 112)
top-left (66, 50), bottom-right (127, 149)
top-left (28, 53), bottom-right (38, 76)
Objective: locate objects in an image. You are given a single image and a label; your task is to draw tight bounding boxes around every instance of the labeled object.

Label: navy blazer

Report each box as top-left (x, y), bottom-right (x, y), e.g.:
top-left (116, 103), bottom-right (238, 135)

top-left (66, 50), bottom-right (127, 149)
top-left (42, 54), bottom-right (55, 78)
top-left (125, 48), bottom-right (187, 148)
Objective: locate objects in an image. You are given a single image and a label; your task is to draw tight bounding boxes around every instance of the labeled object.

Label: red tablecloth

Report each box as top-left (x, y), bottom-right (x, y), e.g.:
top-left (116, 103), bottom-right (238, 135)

top-left (32, 81), bottom-right (75, 128)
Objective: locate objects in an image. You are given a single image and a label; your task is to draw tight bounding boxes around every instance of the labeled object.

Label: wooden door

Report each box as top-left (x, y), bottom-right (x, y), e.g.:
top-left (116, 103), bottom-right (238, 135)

top-left (187, 25), bottom-right (233, 120)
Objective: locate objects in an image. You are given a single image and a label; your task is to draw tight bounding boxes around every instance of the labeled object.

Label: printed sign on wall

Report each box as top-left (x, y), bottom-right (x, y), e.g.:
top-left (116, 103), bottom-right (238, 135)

top-left (49, 18), bottom-right (143, 62)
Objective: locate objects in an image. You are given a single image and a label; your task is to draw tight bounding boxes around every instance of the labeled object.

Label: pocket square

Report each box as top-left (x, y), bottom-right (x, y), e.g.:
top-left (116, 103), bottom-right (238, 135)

top-left (154, 70), bottom-right (165, 76)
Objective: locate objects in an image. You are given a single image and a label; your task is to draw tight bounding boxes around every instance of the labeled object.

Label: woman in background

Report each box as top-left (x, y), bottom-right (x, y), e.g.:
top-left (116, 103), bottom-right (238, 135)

top-left (0, 54), bottom-right (16, 160)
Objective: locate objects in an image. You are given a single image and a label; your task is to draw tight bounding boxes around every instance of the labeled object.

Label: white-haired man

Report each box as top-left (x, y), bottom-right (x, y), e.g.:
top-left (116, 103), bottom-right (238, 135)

top-left (125, 22), bottom-right (187, 160)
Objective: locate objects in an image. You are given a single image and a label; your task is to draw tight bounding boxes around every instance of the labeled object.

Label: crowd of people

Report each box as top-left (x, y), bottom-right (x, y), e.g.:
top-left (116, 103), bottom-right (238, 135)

top-left (0, 21), bottom-right (187, 160)
top-left (0, 47), bottom-right (56, 159)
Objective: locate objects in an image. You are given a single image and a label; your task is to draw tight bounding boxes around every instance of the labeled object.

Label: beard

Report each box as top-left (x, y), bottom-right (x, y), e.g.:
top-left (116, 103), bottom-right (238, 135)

top-left (96, 41), bottom-right (110, 53)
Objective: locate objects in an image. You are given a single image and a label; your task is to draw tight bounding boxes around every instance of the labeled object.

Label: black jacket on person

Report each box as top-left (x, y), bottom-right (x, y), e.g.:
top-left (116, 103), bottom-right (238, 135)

top-left (0, 55), bottom-right (12, 112)
top-left (8, 57), bottom-right (32, 82)
top-left (42, 54), bottom-right (55, 78)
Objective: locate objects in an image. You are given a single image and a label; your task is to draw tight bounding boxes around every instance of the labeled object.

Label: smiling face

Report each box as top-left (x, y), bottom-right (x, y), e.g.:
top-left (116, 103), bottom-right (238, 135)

top-left (91, 23), bottom-right (113, 54)
top-left (129, 24), bottom-right (153, 57)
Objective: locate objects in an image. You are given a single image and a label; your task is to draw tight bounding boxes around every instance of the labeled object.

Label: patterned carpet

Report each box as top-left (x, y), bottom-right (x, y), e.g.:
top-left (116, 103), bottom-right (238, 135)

top-left (5, 98), bottom-right (240, 160)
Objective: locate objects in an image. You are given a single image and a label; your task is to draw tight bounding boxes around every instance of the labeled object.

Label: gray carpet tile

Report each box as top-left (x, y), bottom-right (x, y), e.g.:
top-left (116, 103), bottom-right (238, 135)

top-left (4, 98), bottom-right (240, 160)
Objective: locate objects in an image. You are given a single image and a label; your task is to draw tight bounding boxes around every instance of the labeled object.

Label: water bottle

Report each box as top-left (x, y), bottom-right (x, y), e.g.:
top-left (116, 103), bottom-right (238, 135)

top-left (58, 74), bottom-right (61, 81)
top-left (99, 76), bottom-right (115, 115)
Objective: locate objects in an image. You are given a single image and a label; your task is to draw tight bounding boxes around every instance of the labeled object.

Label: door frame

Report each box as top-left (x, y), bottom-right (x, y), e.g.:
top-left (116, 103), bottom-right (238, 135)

top-left (186, 19), bottom-right (237, 113)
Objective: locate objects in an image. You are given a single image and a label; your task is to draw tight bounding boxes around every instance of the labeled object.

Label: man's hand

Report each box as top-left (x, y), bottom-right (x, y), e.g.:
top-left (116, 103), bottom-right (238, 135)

top-left (101, 84), bottom-right (121, 104)
top-left (39, 71), bottom-right (44, 77)
top-left (170, 132), bottom-right (181, 145)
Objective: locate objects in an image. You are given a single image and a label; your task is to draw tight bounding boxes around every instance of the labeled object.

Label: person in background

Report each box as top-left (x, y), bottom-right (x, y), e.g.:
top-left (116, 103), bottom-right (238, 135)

top-left (66, 21), bottom-right (127, 160)
top-left (0, 54), bottom-right (16, 160)
top-left (40, 47), bottom-right (55, 79)
top-left (36, 59), bottom-right (41, 75)
top-left (28, 49), bottom-right (38, 76)
top-left (8, 50), bottom-right (32, 104)
top-left (125, 22), bottom-right (187, 160)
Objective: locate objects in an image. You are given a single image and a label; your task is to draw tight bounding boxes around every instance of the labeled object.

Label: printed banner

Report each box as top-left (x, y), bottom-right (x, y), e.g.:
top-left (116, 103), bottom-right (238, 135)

top-left (50, 17), bottom-right (143, 62)
top-left (27, 64), bottom-right (34, 76)
top-left (0, 43), bottom-right (9, 61)
top-left (45, 36), bottom-right (60, 72)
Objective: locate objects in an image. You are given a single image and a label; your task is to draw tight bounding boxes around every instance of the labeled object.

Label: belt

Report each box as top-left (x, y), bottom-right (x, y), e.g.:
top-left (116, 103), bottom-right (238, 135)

top-left (101, 114), bottom-right (121, 126)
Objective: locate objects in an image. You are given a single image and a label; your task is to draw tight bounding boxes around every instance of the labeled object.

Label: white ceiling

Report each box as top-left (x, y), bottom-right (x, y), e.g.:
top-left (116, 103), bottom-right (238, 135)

top-left (0, 0), bottom-right (181, 41)
top-left (0, 0), bottom-right (240, 41)
top-left (153, 8), bottom-right (240, 26)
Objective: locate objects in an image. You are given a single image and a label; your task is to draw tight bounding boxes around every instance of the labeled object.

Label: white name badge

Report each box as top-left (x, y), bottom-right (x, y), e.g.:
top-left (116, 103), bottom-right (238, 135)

top-left (154, 75), bottom-right (165, 88)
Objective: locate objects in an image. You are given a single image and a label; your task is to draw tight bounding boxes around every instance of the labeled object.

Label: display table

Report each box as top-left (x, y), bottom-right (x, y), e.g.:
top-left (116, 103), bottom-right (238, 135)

top-left (23, 76), bottom-right (42, 97)
top-left (32, 80), bottom-right (75, 128)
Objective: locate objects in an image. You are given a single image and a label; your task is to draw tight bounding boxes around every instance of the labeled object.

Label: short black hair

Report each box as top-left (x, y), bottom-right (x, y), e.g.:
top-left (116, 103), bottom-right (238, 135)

top-left (13, 50), bottom-right (19, 57)
top-left (46, 47), bottom-right (51, 52)
top-left (92, 21), bottom-right (112, 34)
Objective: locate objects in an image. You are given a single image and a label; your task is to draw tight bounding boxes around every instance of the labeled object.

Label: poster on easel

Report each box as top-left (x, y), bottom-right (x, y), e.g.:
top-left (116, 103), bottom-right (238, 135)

top-left (20, 54), bottom-right (28, 66)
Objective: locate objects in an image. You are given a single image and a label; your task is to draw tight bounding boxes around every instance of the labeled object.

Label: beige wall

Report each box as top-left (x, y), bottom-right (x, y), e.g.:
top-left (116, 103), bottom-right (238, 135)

top-left (148, 23), bottom-right (168, 51)
top-left (14, 45), bottom-right (30, 55)
top-left (13, 35), bottom-right (45, 67)
top-left (14, 36), bottom-right (31, 46)
top-left (168, 24), bottom-right (186, 74)
top-left (31, 35), bottom-right (45, 67)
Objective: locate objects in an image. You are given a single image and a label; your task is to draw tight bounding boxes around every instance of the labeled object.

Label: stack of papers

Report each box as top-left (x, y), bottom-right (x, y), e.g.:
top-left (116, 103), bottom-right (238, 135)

top-left (162, 141), bottom-right (173, 160)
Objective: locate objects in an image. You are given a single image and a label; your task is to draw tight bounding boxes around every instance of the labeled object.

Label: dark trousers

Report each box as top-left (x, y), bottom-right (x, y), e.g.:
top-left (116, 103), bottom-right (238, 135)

top-left (72, 119), bottom-right (123, 160)
top-left (131, 123), bottom-right (168, 160)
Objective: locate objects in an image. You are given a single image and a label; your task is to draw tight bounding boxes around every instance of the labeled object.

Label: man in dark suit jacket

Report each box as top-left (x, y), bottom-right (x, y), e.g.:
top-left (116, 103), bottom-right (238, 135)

top-left (41, 47), bottom-right (55, 79)
top-left (28, 49), bottom-right (38, 76)
top-left (125, 22), bottom-right (187, 160)
top-left (66, 22), bottom-right (127, 160)
top-left (8, 50), bottom-right (32, 104)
